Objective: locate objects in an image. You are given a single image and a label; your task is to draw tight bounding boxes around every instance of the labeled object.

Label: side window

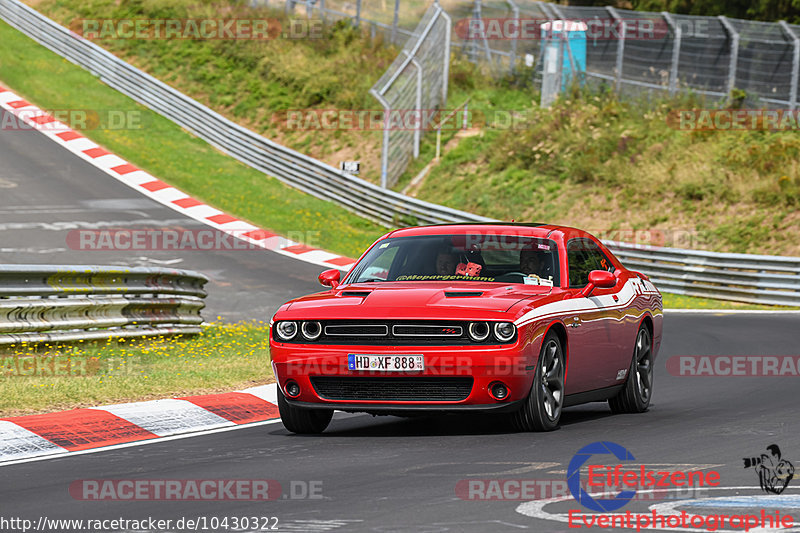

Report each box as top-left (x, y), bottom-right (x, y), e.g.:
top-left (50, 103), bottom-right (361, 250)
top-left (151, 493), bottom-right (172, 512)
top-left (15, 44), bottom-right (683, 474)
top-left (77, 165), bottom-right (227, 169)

top-left (567, 239), bottom-right (613, 288)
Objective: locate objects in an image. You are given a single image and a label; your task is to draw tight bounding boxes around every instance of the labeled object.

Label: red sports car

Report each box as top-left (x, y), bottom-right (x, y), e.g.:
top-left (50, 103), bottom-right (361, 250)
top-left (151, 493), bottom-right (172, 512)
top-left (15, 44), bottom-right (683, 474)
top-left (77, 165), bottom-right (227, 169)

top-left (270, 223), bottom-right (662, 433)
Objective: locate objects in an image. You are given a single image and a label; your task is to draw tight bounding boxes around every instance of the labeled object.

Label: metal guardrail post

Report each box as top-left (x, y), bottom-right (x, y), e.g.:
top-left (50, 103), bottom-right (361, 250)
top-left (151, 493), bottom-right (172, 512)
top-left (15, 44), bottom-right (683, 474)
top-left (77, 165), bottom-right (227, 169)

top-left (606, 6), bottom-right (626, 94)
top-left (354, 0), bottom-right (361, 28)
top-left (779, 21), bottom-right (799, 111)
top-left (718, 16), bottom-right (739, 96)
top-left (662, 12), bottom-right (681, 95)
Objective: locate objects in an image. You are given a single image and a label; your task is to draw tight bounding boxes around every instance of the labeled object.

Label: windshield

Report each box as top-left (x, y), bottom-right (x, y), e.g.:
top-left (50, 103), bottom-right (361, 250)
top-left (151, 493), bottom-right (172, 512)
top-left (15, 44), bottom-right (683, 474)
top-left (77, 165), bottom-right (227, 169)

top-left (345, 234), bottom-right (560, 286)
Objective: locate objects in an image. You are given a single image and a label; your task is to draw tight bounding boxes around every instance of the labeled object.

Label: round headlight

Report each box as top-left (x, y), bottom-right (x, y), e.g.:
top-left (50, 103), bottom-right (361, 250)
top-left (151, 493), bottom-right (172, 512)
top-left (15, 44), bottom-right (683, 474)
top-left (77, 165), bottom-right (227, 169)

top-left (493, 322), bottom-right (516, 342)
top-left (275, 321), bottom-right (298, 341)
top-left (301, 321), bottom-right (322, 341)
top-left (468, 321), bottom-right (490, 342)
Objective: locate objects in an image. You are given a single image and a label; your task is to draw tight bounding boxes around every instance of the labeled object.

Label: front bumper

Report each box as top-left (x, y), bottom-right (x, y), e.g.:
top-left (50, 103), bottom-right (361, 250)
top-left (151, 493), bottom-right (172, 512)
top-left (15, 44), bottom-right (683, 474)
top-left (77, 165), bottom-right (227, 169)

top-left (270, 341), bottom-right (536, 410)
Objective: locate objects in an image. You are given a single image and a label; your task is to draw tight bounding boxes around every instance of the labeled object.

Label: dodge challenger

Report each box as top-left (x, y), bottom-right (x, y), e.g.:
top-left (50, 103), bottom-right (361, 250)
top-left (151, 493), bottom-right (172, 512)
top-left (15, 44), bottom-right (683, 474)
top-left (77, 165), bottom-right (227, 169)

top-left (270, 223), bottom-right (662, 433)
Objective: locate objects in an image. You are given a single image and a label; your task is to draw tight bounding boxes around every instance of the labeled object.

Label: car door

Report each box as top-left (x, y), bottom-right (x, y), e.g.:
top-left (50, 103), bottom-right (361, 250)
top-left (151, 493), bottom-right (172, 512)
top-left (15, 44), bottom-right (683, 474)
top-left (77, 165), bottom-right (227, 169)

top-left (563, 238), bottom-right (622, 394)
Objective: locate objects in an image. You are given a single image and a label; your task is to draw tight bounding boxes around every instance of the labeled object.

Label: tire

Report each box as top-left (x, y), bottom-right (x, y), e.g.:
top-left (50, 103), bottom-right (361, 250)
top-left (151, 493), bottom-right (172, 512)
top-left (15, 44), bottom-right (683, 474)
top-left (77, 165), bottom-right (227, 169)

top-left (512, 331), bottom-right (565, 432)
top-left (609, 323), bottom-right (654, 414)
top-left (277, 389), bottom-right (333, 434)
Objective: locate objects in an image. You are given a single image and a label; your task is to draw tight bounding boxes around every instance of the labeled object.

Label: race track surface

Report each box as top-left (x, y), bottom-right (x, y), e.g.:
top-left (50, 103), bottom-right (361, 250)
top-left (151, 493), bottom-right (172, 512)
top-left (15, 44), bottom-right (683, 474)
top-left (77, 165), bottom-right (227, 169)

top-left (2, 313), bottom-right (798, 532)
top-left (0, 108), bottom-right (323, 322)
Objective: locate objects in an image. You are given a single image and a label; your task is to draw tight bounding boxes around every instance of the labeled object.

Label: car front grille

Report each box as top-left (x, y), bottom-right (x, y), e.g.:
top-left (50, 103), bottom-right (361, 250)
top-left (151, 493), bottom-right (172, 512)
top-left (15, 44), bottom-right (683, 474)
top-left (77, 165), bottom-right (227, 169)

top-left (310, 376), bottom-right (474, 401)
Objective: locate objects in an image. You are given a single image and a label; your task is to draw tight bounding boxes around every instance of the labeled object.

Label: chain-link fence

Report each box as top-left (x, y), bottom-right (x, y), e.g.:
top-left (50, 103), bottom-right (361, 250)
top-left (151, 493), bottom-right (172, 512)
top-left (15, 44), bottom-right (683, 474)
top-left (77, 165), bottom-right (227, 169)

top-left (369, 4), bottom-right (451, 188)
top-left (255, 0), bottom-right (800, 184)
top-left (469, 2), bottom-right (800, 108)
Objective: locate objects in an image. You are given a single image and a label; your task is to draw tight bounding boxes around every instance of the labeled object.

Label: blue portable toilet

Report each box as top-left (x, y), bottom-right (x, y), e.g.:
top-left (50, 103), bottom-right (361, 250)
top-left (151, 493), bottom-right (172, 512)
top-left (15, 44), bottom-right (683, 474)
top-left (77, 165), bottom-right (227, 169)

top-left (541, 20), bottom-right (587, 89)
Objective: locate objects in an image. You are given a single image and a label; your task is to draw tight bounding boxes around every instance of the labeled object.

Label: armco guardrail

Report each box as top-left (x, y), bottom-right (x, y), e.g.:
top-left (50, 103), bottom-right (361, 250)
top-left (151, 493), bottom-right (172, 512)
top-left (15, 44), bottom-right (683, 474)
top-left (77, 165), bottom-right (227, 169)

top-left (0, 0), bottom-right (490, 228)
top-left (0, 265), bottom-right (208, 344)
top-left (605, 242), bottom-right (800, 307)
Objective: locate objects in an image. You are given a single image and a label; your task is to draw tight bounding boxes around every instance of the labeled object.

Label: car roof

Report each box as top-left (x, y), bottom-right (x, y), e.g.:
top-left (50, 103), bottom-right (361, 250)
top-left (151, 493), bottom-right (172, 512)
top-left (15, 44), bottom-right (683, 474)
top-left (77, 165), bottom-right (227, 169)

top-left (385, 223), bottom-right (596, 241)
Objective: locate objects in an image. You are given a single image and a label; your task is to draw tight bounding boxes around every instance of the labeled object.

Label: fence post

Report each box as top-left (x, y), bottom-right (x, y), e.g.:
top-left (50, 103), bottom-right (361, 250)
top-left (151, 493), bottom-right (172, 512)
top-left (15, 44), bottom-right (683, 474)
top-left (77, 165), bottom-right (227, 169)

top-left (371, 88), bottom-right (391, 188)
top-left (779, 21), bottom-right (799, 111)
top-left (468, 0), bottom-right (481, 64)
top-left (606, 7), bottom-right (625, 94)
top-left (319, 0), bottom-right (325, 24)
top-left (391, 0), bottom-right (400, 44)
top-left (548, 4), bottom-right (578, 79)
top-left (505, 0), bottom-right (520, 74)
top-left (718, 16), bottom-right (739, 96)
top-left (441, 6), bottom-right (451, 103)
top-left (355, 0), bottom-right (361, 28)
top-left (405, 53), bottom-right (423, 159)
top-left (661, 12), bottom-right (681, 95)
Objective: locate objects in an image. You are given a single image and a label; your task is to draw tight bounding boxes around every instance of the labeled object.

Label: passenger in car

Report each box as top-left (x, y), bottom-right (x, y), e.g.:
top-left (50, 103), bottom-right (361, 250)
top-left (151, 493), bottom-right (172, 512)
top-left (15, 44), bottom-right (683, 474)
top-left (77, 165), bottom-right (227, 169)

top-left (435, 250), bottom-right (458, 276)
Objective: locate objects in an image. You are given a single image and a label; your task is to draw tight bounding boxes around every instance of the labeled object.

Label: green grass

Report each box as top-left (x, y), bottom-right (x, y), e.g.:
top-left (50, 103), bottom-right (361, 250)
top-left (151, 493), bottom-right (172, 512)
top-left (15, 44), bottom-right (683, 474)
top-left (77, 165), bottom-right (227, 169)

top-left (413, 88), bottom-right (800, 257)
top-left (662, 293), bottom-right (798, 310)
top-left (3, 4), bottom-right (796, 309)
top-left (0, 17), bottom-right (385, 259)
top-left (0, 323), bottom-right (272, 416)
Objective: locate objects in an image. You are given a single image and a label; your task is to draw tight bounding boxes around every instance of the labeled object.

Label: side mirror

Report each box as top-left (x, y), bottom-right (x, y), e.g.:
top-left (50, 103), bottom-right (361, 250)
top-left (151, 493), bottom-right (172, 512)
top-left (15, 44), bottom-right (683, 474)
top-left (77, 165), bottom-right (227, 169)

top-left (579, 270), bottom-right (616, 297)
top-left (318, 268), bottom-right (341, 288)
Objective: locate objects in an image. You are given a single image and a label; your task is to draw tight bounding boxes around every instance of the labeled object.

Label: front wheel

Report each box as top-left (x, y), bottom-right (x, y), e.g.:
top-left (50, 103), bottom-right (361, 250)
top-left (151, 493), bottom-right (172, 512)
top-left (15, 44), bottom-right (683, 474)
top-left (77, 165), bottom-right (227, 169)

top-left (609, 324), bottom-right (654, 414)
top-left (277, 389), bottom-right (333, 434)
top-left (512, 331), bottom-right (565, 432)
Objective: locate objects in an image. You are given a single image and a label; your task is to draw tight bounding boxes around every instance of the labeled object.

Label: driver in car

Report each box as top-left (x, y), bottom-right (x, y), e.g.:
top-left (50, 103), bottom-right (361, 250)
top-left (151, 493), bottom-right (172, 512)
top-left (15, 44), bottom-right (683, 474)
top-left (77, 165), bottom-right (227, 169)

top-left (520, 249), bottom-right (543, 277)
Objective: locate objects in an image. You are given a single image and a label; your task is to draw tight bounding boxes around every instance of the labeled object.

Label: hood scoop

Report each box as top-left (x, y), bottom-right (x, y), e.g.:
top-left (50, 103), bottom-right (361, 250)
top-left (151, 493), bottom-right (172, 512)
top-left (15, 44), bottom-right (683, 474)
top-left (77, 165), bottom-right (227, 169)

top-left (445, 291), bottom-right (484, 298)
top-left (341, 291), bottom-right (371, 297)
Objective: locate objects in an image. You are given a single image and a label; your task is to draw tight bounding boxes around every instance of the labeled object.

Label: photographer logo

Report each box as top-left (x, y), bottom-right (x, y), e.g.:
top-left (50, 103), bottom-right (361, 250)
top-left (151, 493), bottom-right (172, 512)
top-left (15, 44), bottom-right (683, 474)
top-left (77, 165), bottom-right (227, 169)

top-left (743, 444), bottom-right (795, 494)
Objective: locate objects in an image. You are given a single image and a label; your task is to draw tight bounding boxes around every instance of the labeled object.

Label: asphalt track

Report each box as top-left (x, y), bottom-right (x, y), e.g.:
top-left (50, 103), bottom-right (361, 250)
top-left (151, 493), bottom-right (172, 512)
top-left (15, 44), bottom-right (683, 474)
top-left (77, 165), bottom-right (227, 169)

top-left (2, 314), bottom-right (799, 531)
top-left (2, 105), bottom-right (800, 533)
top-left (0, 108), bottom-right (322, 322)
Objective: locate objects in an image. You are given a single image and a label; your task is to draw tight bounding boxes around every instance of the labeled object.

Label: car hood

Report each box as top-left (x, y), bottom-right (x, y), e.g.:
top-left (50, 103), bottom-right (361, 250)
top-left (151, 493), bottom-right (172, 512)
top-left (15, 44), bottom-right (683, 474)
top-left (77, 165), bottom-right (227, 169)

top-left (278, 282), bottom-right (556, 320)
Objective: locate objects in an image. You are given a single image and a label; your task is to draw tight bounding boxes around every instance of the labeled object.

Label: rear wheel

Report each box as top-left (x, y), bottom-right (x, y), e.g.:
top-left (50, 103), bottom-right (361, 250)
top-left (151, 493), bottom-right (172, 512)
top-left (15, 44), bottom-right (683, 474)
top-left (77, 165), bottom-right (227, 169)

top-left (277, 389), bottom-right (333, 434)
top-left (609, 324), bottom-right (653, 414)
top-left (512, 331), bottom-right (564, 432)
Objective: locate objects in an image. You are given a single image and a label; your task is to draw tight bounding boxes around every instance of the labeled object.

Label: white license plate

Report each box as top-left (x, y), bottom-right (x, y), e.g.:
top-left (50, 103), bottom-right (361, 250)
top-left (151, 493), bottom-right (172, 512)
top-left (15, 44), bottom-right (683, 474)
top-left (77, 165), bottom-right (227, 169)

top-left (348, 354), bottom-right (424, 372)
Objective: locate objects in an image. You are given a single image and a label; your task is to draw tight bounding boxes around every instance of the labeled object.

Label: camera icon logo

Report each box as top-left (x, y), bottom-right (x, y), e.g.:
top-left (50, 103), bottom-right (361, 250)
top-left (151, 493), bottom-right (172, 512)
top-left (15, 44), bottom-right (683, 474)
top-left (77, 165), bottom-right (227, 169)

top-left (743, 444), bottom-right (795, 495)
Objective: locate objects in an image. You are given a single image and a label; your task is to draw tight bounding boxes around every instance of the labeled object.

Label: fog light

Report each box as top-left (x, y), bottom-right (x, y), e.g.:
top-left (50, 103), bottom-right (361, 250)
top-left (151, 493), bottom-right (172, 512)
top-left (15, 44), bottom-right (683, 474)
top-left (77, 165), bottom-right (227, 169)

top-left (489, 381), bottom-right (509, 401)
top-left (285, 381), bottom-right (301, 398)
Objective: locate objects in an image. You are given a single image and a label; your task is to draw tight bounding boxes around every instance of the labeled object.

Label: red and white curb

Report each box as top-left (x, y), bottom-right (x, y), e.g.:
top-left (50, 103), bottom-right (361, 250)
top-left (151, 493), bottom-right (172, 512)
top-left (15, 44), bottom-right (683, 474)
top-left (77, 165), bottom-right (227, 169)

top-left (0, 84), bottom-right (356, 271)
top-left (0, 383), bottom-right (279, 465)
